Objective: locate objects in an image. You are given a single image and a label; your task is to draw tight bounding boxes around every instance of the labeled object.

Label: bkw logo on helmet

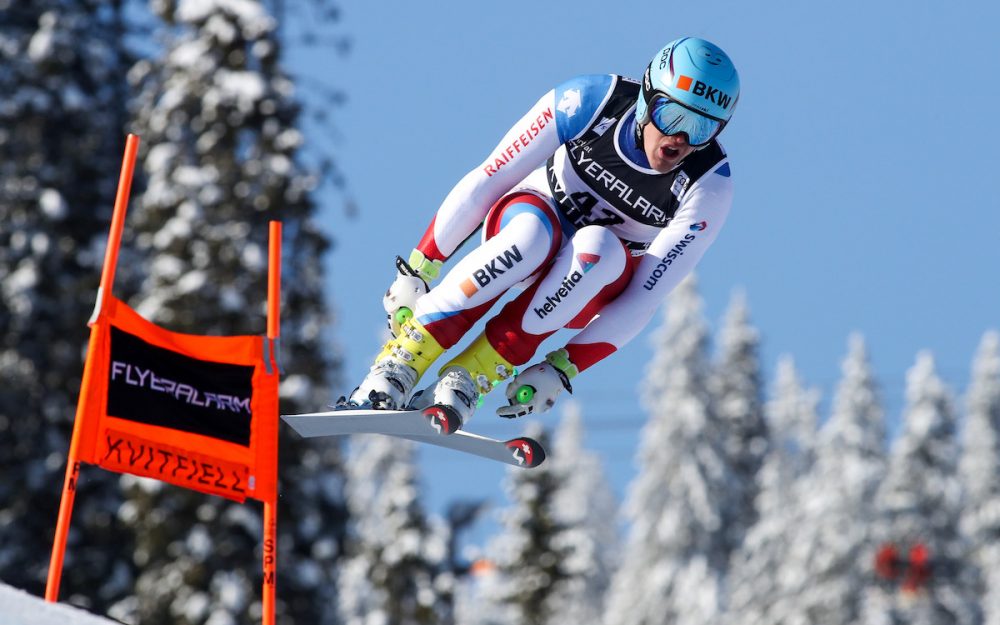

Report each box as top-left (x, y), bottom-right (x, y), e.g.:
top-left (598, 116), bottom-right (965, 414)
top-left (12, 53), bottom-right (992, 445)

top-left (675, 75), bottom-right (734, 110)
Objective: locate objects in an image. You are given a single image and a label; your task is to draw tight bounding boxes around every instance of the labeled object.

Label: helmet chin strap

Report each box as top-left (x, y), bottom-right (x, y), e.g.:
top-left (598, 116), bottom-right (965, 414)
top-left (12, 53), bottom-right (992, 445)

top-left (632, 109), bottom-right (649, 152)
top-left (633, 115), bottom-right (646, 151)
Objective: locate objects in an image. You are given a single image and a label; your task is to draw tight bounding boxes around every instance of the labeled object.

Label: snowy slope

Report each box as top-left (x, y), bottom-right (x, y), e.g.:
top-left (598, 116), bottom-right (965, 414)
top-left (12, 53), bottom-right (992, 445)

top-left (0, 583), bottom-right (118, 625)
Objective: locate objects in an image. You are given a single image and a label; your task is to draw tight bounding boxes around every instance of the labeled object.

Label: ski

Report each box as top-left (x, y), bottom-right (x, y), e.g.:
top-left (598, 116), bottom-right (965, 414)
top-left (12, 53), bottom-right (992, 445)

top-left (281, 408), bottom-right (546, 468)
top-left (281, 405), bottom-right (461, 438)
top-left (396, 431), bottom-right (545, 468)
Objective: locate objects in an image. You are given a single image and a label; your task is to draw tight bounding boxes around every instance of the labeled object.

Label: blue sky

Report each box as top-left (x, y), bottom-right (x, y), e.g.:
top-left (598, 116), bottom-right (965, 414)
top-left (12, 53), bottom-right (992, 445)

top-left (292, 0), bottom-right (1000, 526)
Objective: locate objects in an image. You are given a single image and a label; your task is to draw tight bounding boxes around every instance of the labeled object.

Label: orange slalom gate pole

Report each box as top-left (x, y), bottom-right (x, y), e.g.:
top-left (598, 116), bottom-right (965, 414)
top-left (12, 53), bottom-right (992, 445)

top-left (267, 221), bottom-right (281, 340)
top-left (262, 503), bottom-right (277, 625)
top-left (90, 133), bottom-right (140, 325)
top-left (262, 221), bottom-right (281, 625)
top-left (46, 134), bottom-right (140, 602)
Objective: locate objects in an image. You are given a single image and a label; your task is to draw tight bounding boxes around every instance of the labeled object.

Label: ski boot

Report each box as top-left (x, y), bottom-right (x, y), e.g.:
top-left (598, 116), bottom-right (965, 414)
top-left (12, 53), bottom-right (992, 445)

top-left (410, 366), bottom-right (478, 434)
top-left (410, 332), bottom-right (516, 432)
top-left (347, 317), bottom-right (444, 410)
top-left (384, 251), bottom-right (444, 337)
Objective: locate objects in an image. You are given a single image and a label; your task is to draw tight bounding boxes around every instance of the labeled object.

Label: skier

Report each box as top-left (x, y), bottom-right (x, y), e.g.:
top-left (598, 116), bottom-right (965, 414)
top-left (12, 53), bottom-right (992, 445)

top-left (348, 36), bottom-right (740, 426)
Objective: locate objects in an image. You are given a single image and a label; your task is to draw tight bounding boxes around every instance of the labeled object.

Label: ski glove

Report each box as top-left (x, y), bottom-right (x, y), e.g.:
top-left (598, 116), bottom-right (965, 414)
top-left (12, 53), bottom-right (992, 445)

top-left (496, 359), bottom-right (573, 419)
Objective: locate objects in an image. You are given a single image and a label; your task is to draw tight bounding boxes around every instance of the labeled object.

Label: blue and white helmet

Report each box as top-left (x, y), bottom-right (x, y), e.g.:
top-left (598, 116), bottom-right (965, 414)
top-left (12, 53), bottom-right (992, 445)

top-left (636, 37), bottom-right (740, 144)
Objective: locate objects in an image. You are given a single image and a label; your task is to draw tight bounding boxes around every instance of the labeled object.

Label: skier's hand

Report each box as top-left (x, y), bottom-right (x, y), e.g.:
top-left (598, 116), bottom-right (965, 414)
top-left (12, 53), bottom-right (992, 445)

top-left (496, 361), bottom-right (572, 419)
top-left (384, 256), bottom-right (429, 336)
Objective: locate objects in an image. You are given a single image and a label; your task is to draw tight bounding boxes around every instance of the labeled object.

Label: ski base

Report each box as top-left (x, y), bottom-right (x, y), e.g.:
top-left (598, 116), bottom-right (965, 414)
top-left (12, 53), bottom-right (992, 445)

top-left (281, 407), bottom-right (546, 468)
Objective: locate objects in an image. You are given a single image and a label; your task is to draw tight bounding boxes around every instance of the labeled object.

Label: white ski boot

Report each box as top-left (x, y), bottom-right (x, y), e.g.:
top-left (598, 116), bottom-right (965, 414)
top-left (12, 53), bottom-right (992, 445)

top-left (410, 366), bottom-right (479, 434)
top-left (346, 317), bottom-right (445, 410)
top-left (409, 332), bottom-right (518, 433)
top-left (348, 357), bottom-right (419, 410)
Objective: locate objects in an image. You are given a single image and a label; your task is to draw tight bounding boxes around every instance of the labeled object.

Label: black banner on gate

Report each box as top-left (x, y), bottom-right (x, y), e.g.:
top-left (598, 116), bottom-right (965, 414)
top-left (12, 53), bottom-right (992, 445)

top-left (106, 326), bottom-right (255, 446)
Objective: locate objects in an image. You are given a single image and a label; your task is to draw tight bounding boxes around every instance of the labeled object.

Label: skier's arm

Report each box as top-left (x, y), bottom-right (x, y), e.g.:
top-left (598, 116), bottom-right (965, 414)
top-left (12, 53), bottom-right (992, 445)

top-left (560, 163), bottom-right (735, 374)
top-left (407, 75), bottom-right (619, 279)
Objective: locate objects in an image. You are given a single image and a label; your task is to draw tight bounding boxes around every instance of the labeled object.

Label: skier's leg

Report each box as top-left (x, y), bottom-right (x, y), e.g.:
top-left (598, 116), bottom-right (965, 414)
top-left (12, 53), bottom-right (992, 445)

top-left (483, 224), bottom-right (633, 366)
top-left (418, 225), bottom-right (632, 419)
top-left (350, 192), bottom-right (561, 409)
top-left (413, 192), bottom-right (563, 348)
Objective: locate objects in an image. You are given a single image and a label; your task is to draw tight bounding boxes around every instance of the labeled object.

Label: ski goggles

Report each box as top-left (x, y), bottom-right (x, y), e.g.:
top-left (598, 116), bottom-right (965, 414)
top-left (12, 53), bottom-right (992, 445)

top-left (648, 94), bottom-right (724, 147)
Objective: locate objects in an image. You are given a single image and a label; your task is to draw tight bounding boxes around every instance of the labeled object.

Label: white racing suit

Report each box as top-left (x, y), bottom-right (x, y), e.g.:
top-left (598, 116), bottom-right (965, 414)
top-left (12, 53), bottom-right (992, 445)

top-left (407, 73), bottom-right (733, 377)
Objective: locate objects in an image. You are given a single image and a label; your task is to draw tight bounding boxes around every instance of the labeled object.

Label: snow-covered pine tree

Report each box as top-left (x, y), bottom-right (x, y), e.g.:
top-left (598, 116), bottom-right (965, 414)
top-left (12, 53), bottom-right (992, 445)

top-left (726, 356), bottom-right (819, 625)
top-left (959, 331), bottom-right (1000, 625)
top-left (546, 401), bottom-right (620, 625)
top-left (0, 1), bottom-right (135, 611)
top-left (711, 289), bottom-right (768, 556)
top-left (458, 410), bottom-right (617, 625)
top-left (780, 334), bottom-right (887, 625)
top-left (108, 2), bottom-right (345, 623)
top-left (861, 352), bottom-right (981, 625)
top-left (473, 425), bottom-right (570, 625)
top-left (604, 276), bottom-right (732, 625)
top-left (338, 435), bottom-right (454, 625)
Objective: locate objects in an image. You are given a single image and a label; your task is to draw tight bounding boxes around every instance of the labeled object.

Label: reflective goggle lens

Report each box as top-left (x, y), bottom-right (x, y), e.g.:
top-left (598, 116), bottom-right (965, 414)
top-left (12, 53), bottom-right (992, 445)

top-left (649, 96), bottom-right (721, 146)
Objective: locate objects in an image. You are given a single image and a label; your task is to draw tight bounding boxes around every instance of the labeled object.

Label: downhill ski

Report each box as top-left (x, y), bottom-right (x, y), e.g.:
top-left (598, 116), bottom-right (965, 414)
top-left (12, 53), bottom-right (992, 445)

top-left (281, 406), bottom-right (546, 468)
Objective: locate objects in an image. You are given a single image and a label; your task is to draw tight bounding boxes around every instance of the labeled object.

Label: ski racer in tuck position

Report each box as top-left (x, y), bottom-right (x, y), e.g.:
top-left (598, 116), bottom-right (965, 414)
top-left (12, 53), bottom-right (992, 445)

top-left (347, 36), bottom-right (740, 427)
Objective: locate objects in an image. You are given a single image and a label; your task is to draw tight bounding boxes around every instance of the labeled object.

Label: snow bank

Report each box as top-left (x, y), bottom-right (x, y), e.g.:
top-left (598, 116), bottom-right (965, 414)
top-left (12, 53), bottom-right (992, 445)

top-left (0, 583), bottom-right (118, 625)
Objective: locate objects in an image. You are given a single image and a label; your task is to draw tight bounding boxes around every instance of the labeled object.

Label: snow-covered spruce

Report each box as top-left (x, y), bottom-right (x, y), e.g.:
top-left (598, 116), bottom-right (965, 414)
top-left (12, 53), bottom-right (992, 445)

top-left (860, 352), bottom-right (981, 625)
top-left (0, 1), bottom-right (134, 610)
top-left (604, 276), bottom-right (733, 625)
top-left (726, 355), bottom-right (819, 625)
top-left (959, 331), bottom-right (1000, 625)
